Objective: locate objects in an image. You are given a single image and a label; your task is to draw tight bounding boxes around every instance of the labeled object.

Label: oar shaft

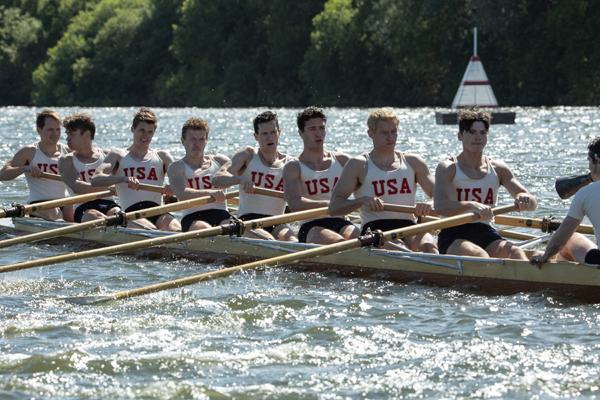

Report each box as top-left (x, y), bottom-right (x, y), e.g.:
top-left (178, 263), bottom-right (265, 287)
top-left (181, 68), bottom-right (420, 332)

top-left (0, 207), bottom-right (328, 273)
top-left (22, 190), bottom-right (114, 216)
top-left (495, 215), bottom-right (594, 235)
top-left (91, 204), bottom-right (517, 303)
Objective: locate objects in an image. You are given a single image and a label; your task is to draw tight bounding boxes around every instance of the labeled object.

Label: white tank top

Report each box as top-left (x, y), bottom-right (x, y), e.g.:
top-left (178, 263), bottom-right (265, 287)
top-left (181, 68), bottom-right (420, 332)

top-left (71, 150), bottom-right (115, 207)
top-left (452, 157), bottom-right (499, 224)
top-left (299, 152), bottom-right (343, 201)
top-left (25, 143), bottom-right (69, 202)
top-left (181, 157), bottom-right (227, 217)
top-left (115, 150), bottom-right (164, 209)
top-left (237, 149), bottom-right (291, 216)
top-left (354, 153), bottom-right (417, 224)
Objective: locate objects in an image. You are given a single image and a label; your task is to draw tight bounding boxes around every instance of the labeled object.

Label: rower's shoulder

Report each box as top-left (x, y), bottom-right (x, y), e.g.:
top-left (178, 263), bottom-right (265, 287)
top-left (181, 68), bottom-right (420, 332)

top-left (331, 150), bottom-right (351, 165)
top-left (403, 152), bottom-right (428, 167)
top-left (283, 158), bottom-right (301, 175)
top-left (436, 154), bottom-right (457, 169)
top-left (156, 149), bottom-right (174, 161)
top-left (167, 158), bottom-right (185, 173)
top-left (213, 153), bottom-right (230, 166)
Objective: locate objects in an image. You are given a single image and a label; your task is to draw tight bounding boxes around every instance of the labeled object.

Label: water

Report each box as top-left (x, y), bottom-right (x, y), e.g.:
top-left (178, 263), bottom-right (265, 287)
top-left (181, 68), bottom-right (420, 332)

top-left (1, 107), bottom-right (600, 399)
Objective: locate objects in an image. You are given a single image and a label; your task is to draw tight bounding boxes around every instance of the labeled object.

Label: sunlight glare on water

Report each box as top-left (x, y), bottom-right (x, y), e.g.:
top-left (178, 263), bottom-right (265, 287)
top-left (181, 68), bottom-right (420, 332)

top-left (1, 107), bottom-right (600, 398)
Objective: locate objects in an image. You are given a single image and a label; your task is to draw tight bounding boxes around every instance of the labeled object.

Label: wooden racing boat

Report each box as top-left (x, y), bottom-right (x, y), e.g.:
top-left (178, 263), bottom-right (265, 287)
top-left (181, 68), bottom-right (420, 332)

top-left (1, 217), bottom-right (599, 301)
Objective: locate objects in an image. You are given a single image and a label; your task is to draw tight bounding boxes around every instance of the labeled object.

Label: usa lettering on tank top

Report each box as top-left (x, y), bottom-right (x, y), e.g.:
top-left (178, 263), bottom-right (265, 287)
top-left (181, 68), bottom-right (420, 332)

top-left (25, 142), bottom-right (69, 203)
top-left (237, 149), bottom-right (291, 217)
top-left (354, 153), bottom-right (417, 224)
top-left (115, 150), bottom-right (165, 209)
top-left (181, 156), bottom-right (227, 217)
top-left (452, 156), bottom-right (499, 206)
top-left (71, 151), bottom-right (115, 207)
top-left (299, 153), bottom-right (344, 202)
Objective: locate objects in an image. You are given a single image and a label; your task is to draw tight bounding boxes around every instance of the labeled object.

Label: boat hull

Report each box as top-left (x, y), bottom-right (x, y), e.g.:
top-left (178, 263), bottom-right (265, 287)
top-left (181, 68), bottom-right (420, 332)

top-left (2, 218), bottom-right (600, 301)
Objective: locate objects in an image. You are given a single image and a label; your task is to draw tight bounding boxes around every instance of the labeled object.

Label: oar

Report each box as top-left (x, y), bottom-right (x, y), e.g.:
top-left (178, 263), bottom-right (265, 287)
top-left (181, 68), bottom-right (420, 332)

top-left (39, 172), bottom-right (166, 194)
top-left (495, 215), bottom-right (594, 235)
top-left (0, 204), bottom-right (328, 274)
top-left (0, 174), bottom-right (168, 218)
top-left (381, 204), bottom-right (536, 240)
top-left (0, 190), bottom-right (239, 249)
top-left (66, 204), bottom-right (517, 305)
top-left (555, 173), bottom-right (592, 199)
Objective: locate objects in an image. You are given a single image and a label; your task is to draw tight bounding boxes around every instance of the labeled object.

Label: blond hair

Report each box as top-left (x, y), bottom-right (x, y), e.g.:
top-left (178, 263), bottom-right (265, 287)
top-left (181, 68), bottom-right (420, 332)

top-left (367, 108), bottom-right (399, 131)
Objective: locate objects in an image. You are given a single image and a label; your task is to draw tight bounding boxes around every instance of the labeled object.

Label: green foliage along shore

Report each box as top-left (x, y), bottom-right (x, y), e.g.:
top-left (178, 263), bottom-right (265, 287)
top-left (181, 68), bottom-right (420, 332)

top-left (1, 0), bottom-right (599, 106)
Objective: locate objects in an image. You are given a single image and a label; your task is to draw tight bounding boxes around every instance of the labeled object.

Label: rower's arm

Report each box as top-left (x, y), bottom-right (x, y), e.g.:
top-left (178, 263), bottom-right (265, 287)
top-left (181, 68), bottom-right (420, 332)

top-left (58, 155), bottom-right (105, 194)
top-left (91, 151), bottom-right (125, 186)
top-left (157, 150), bottom-right (175, 173)
top-left (283, 161), bottom-right (328, 211)
top-left (329, 158), bottom-right (365, 216)
top-left (407, 154), bottom-right (435, 198)
top-left (166, 161), bottom-right (222, 200)
top-left (494, 160), bottom-right (538, 211)
top-left (212, 148), bottom-right (252, 188)
top-left (536, 216), bottom-right (581, 262)
top-left (0, 146), bottom-right (34, 181)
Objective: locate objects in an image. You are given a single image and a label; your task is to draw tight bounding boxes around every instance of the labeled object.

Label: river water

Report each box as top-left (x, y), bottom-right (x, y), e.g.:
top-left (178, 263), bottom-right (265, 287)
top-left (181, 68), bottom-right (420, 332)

top-left (0, 107), bottom-right (599, 399)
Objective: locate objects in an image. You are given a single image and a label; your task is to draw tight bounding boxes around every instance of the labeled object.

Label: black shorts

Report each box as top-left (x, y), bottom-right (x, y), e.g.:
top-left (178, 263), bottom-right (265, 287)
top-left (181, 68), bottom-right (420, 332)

top-left (239, 213), bottom-right (275, 234)
top-left (74, 199), bottom-right (120, 223)
top-left (437, 222), bottom-right (503, 254)
top-left (585, 249), bottom-right (600, 265)
top-left (125, 201), bottom-right (172, 227)
top-left (181, 209), bottom-right (232, 232)
top-left (361, 219), bottom-right (415, 235)
top-left (298, 217), bottom-right (355, 243)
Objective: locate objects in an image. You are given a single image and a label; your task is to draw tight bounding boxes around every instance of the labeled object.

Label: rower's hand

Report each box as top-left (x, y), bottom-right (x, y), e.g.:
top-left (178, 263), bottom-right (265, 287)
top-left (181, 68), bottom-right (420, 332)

top-left (125, 176), bottom-right (140, 190)
top-left (529, 252), bottom-right (549, 268)
top-left (162, 184), bottom-right (174, 197)
top-left (470, 202), bottom-right (494, 222)
top-left (210, 189), bottom-right (226, 202)
top-left (414, 202), bottom-right (433, 217)
top-left (359, 196), bottom-right (384, 212)
top-left (28, 165), bottom-right (42, 178)
top-left (515, 193), bottom-right (535, 211)
top-left (240, 178), bottom-right (255, 194)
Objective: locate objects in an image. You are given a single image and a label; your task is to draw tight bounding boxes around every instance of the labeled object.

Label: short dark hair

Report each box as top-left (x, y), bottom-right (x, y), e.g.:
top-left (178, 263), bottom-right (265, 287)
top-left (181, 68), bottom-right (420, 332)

top-left (181, 117), bottom-right (209, 139)
top-left (297, 106), bottom-right (326, 131)
top-left (253, 111), bottom-right (279, 134)
top-left (36, 109), bottom-right (60, 129)
top-left (132, 107), bottom-right (158, 129)
top-left (63, 113), bottom-right (96, 139)
top-left (588, 136), bottom-right (600, 161)
top-left (458, 108), bottom-right (492, 133)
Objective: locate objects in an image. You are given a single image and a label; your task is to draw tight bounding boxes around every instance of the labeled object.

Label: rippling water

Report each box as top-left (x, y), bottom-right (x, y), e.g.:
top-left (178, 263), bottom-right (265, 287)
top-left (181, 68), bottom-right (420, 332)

top-left (1, 107), bottom-right (600, 399)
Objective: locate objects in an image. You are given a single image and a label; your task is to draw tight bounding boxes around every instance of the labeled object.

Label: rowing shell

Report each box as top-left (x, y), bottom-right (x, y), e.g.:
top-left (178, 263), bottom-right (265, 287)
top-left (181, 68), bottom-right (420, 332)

top-left (1, 218), bottom-right (600, 301)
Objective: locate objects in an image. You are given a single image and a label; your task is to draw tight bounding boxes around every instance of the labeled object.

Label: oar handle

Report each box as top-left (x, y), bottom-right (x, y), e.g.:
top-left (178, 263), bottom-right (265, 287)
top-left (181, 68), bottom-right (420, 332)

top-left (495, 215), bottom-right (594, 235)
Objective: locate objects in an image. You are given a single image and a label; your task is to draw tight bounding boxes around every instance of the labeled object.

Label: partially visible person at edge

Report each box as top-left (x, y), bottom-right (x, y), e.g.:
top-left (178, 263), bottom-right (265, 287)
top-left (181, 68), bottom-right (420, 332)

top-left (212, 110), bottom-right (297, 241)
top-left (58, 113), bottom-right (121, 223)
top-left (531, 137), bottom-right (600, 266)
top-left (0, 109), bottom-right (73, 221)
top-left (91, 107), bottom-right (180, 231)
top-left (329, 107), bottom-right (437, 252)
top-left (167, 117), bottom-right (232, 232)
top-left (283, 106), bottom-right (360, 244)
top-left (433, 108), bottom-right (537, 259)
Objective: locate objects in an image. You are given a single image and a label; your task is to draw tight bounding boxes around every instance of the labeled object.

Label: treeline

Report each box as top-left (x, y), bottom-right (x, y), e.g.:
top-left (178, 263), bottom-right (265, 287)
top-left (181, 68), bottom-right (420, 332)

top-left (1, 0), bottom-right (599, 107)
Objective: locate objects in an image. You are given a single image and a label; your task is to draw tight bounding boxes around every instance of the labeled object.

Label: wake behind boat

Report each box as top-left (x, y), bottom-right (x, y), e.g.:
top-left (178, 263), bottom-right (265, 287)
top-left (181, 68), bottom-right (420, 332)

top-left (2, 216), bottom-right (600, 302)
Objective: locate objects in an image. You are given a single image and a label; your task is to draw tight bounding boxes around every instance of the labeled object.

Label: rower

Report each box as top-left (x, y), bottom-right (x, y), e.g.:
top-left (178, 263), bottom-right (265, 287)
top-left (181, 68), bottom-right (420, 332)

top-left (212, 111), bottom-right (297, 241)
top-left (91, 107), bottom-right (180, 231)
top-left (531, 137), bottom-right (600, 266)
top-left (434, 108), bottom-right (537, 259)
top-left (167, 118), bottom-right (232, 232)
top-left (329, 108), bottom-right (437, 252)
top-left (58, 113), bottom-right (121, 223)
top-left (0, 109), bottom-right (73, 221)
top-left (283, 106), bottom-right (360, 244)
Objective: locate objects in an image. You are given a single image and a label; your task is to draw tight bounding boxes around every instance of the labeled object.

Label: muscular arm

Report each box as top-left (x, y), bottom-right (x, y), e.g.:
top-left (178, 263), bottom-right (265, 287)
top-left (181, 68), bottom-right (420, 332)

top-left (91, 150), bottom-right (125, 187)
top-left (0, 146), bottom-right (35, 181)
top-left (158, 150), bottom-right (175, 173)
top-left (494, 160), bottom-right (538, 211)
top-left (58, 154), bottom-right (105, 194)
top-left (406, 154), bottom-right (434, 198)
top-left (213, 149), bottom-right (250, 188)
top-left (283, 161), bottom-right (329, 211)
top-left (537, 216), bottom-right (580, 262)
top-left (329, 157), bottom-right (366, 216)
